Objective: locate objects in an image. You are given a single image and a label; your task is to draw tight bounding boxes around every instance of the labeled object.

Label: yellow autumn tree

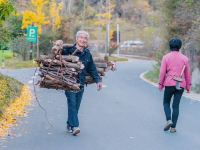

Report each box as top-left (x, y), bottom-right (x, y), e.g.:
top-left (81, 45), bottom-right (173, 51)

top-left (21, 0), bottom-right (49, 34)
top-left (0, 0), bottom-right (6, 4)
top-left (94, 12), bottom-right (112, 26)
top-left (49, 0), bottom-right (63, 31)
top-left (93, 0), bottom-right (115, 27)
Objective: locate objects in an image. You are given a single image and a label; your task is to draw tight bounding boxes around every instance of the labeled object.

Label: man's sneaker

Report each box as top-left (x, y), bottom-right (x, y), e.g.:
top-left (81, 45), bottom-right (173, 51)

top-left (66, 124), bottom-right (73, 133)
top-left (170, 128), bottom-right (176, 133)
top-left (164, 120), bottom-right (173, 131)
top-left (72, 127), bottom-right (80, 136)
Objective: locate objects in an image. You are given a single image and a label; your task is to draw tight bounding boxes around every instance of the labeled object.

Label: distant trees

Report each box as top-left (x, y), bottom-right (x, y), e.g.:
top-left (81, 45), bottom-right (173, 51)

top-left (0, 0), bottom-right (14, 23)
top-left (20, 0), bottom-right (63, 56)
top-left (0, 0), bottom-right (15, 49)
top-left (49, 0), bottom-right (63, 31)
top-left (21, 0), bottom-right (49, 34)
top-left (151, 0), bottom-right (200, 92)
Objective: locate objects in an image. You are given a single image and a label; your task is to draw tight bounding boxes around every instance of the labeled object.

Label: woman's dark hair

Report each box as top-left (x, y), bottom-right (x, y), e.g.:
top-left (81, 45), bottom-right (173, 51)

top-left (169, 38), bottom-right (182, 51)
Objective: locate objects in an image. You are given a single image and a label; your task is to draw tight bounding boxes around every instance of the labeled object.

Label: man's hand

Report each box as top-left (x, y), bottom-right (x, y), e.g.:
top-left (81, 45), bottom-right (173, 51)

top-left (96, 82), bottom-right (103, 91)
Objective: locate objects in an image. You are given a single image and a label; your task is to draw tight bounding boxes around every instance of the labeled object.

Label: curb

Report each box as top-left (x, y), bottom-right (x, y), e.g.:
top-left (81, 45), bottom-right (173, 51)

top-left (112, 54), bottom-right (152, 61)
top-left (140, 71), bottom-right (200, 102)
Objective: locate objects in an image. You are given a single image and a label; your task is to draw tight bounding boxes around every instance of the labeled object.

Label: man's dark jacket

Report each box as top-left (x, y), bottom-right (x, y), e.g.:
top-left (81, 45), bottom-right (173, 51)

top-left (62, 44), bottom-right (101, 87)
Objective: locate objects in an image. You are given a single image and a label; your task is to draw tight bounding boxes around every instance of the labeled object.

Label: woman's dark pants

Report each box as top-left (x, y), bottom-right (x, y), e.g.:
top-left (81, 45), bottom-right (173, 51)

top-left (163, 86), bottom-right (184, 128)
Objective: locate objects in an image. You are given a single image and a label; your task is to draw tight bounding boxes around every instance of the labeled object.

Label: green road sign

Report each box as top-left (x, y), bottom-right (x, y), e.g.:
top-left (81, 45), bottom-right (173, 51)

top-left (27, 26), bottom-right (38, 43)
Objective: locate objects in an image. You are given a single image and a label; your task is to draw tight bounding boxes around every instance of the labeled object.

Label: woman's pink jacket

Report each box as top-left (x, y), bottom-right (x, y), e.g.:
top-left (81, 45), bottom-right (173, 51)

top-left (159, 51), bottom-right (191, 91)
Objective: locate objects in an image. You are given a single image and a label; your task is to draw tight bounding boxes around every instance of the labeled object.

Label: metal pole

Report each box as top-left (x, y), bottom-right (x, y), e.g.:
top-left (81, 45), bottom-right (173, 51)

top-left (30, 42), bottom-right (33, 60)
top-left (98, 0), bottom-right (103, 52)
top-left (83, 0), bottom-right (86, 29)
top-left (106, 23), bottom-right (110, 56)
top-left (68, 0), bottom-right (72, 15)
top-left (105, 0), bottom-right (110, 56)
top-left (37, 35), bottom-right (39, 59)
top-left (117, 24), bottom-right (120, 56)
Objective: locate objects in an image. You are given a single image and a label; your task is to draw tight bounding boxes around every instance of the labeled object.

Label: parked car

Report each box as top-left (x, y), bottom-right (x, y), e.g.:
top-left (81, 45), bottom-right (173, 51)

top-left (120, 40), bottom-right (144, 48)
top-left (120, 41), bottom-right (131, 48)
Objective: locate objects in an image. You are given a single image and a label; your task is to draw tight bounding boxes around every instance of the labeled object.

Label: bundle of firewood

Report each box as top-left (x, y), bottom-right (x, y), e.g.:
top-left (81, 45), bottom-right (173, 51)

top-left (36, 55), bottom-right (84, 91)
top-left (35, 40), bottom-right (116, 91)
top-left (35, 40), bottom-right (83, 91)
top-left (85, 56), bottom-right (116, 84)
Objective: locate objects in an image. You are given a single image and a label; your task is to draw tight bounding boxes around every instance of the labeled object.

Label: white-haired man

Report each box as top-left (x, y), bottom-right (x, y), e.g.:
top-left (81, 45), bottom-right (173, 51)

top-left (62, 30), bottom-right (102, 136)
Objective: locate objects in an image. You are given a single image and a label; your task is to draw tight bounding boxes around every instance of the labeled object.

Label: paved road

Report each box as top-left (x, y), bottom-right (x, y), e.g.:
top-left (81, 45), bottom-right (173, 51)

top-left (0, 59), bottom-right (200, 150)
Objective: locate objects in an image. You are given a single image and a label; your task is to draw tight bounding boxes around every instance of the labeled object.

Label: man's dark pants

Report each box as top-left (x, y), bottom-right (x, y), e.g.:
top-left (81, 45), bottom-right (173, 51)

top-left (65, 88), bottom-right (84, 127)
top-left (163, 86), bottom-right (184, 128)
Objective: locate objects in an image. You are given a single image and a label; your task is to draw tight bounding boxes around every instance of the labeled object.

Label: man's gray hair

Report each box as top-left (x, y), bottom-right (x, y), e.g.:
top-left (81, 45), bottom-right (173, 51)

top-left (76, 30), bottom-right (89, 39)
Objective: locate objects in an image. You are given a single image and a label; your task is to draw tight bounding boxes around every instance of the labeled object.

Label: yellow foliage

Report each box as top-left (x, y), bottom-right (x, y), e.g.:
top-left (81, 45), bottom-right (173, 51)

top-left (0, 0), bottom-right (6, 4)
top-left (21, 11), bottom-right (37, 29)
top-left (31, 0), bottom-right (48, 8)
top-left (94, 12), bottom-right (112, 27)
top-left (93, 1), bottom-right (115, 27)
top-left (93, 20), bottom-right (106, 26)
top-left (37, 24), bottom-right (42, 35)
top-left (49, 1), bottom-right (56, 16)
top-left (55, 14), bottom-right (61, 28)
top-left (110, 28), bottom-right (114, 39)
top-left (0, 85), bottom-right (32, 137)
top-left (96, 12), bottom-right (112, 20)
top-left (22, 0), bottom-right (49, 34)
top-left (49, 0), bottom-right (63, 30)
top-left (14, 12), bottom-right (20, 17)
top-left (0, 79), bottom-right (8, 101)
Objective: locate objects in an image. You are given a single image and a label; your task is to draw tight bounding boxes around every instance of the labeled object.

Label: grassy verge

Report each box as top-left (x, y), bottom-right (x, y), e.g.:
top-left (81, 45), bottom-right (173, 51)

top-left (0, 50), bottom-right (37, 69)
top-left (0, 56), bottom-right (127, 69)
top-left (144, 69), bottom-right (159, 83)
top-left (144, 69), bottom-right (200, 94)
top-left (4, 59), bottom-right (37, 69)
top-left (107, 56), bottom-right (128, 62)
top-left (0, 50), bottom-right (13, 60)
top-left (0, 74), bottom-right (23, 116)
top-left (192, 84), bottom-right (200, 93)
top-left (0, 85), bottom-right (31, 137)
top-left (0, 73), bottom-right (32, 137)
top-left (1, 58), bottom-right (37, 69)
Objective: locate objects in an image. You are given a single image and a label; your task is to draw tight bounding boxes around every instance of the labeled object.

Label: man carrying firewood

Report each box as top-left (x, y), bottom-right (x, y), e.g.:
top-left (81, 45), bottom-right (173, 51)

top-left (62, 30), bottom-right (103, 136)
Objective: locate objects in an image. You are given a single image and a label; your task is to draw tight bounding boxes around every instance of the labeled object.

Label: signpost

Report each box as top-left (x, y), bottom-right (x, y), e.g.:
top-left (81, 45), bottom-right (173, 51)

top-left (27, 26), bottom-right (38, 44)
top-left (26, 26), bottom-right (39, 59)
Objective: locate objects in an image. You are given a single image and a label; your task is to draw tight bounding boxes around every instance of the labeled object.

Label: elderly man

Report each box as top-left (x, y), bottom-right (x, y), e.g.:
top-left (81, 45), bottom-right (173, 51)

top-left (62, 30), bottom-right (102, 136)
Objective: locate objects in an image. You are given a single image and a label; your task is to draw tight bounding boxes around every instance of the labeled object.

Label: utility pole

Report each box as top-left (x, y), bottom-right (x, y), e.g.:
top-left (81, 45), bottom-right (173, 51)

top-left (82, 0), bottom-right (86, 29)
top-left (117, 23), bottom-right (120, 56)
top-left (105, 0), bottom-right (110, 56)
top-left (106, 24), bottom-right (110, 56)
top-left (98, 0), bottom-right (103, 52)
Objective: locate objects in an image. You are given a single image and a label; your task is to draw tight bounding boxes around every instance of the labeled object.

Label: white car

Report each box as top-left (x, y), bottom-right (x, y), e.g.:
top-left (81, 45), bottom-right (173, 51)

top-left (120, 40), bottom-right (144, 48)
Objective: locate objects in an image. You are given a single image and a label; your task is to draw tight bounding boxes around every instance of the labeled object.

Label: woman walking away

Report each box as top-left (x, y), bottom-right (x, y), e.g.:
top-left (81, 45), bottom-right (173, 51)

top-left (159, 38), bottom-right (191, 133)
